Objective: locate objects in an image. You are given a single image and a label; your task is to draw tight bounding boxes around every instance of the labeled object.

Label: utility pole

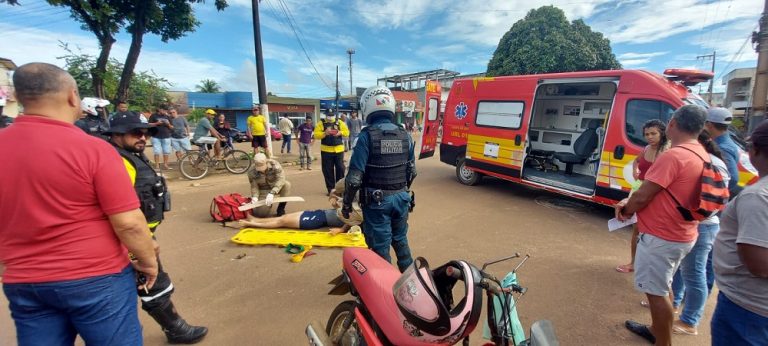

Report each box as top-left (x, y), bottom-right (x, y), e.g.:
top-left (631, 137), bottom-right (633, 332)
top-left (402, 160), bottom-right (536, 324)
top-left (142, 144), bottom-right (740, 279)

top-left (750, 0), bottom-right (768, 132)
top-left (335, 65), bottom-right (340, 115)
top-left (251, 0), bottom-right (272, 156)
top-left (347, 48), bottom-right (355, 96)
top-left (697, 51), bottom-right (716, 104)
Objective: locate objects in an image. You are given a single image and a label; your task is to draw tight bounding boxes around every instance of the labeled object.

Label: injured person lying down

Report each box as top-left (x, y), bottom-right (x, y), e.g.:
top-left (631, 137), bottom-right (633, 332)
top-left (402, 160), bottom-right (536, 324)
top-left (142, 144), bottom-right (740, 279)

top-left (237, 179), bottom-right (362, 235)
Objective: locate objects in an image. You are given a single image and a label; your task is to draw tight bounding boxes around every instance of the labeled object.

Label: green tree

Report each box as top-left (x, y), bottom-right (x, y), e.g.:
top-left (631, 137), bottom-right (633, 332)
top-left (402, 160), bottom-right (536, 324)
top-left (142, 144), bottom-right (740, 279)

top-left (187, 108), bottom-right (206, 124)
top-left (60, 47), bottom-right (170, 112)
top-left (24, 0), bottom-right (226, 103)
top-left (115, 0), bottom-right (228, 103)
top-left (196, 79), bottom-right (222, 93)
top-left (486, 6), bottom-right (621, 76)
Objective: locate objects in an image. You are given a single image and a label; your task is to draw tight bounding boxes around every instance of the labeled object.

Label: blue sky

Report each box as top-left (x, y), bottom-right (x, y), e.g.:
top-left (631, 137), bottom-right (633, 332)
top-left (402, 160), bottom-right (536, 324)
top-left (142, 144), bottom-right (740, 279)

top-left (0, 0), bottom-right (761, 99)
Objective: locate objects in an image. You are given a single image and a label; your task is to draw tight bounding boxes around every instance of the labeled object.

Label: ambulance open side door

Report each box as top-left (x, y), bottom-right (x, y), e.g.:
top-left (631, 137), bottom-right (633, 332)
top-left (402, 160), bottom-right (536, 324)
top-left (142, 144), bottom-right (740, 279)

top-left (418, 80), bottom-right (442, 159)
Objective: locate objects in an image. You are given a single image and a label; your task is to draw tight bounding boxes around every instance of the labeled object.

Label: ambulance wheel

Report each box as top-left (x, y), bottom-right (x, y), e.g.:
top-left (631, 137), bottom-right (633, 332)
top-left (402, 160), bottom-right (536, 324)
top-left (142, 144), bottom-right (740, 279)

top-left (456, 158), bottom-right (482, 186)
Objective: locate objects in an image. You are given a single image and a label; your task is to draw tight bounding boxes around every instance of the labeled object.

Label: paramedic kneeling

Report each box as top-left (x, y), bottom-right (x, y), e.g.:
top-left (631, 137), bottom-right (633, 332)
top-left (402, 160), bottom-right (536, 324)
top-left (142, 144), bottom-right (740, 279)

top-left (248, 153), bottom-right (292, 217)
top-left (107, 113), bottom-right (208, 344)
top-left (342, 86), bottom-right (416, 272)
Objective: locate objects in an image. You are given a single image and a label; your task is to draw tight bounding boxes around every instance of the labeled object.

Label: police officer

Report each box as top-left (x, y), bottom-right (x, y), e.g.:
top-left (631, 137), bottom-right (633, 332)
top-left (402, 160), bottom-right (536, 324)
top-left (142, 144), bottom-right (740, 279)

top-left (342, 86), bottom-right (416, 272)
top-left (106, 113), bottom-right (208, 344)
top-left (75, 97), bottom-right (111, 139)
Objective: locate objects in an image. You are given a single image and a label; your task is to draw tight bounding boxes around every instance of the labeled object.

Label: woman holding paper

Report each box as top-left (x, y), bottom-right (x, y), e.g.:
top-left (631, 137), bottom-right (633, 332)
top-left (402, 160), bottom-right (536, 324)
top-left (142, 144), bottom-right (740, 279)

top-left (616, 120), bottom-right (669, 273)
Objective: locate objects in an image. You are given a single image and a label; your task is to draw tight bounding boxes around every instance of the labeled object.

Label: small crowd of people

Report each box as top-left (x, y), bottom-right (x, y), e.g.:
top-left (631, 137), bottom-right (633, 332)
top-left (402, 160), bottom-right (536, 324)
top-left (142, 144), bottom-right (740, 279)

top-left (0, 63), bottom-right (419, 345)
top-left (614, 104), bottom-right (768, 345)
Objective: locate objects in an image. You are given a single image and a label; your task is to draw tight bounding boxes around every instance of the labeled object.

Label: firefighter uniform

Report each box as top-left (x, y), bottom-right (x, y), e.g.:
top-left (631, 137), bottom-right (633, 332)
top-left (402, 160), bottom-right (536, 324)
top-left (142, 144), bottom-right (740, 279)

top-left (247, 155), bottom-right (292, 217)
top-left (343, 86), bottom-right (416, 272)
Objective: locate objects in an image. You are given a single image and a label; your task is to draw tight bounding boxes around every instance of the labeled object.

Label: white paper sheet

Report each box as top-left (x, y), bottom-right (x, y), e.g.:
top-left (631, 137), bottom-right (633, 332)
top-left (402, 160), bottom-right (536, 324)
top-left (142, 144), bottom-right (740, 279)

top-left (608, 214), bottom-right (637, 232)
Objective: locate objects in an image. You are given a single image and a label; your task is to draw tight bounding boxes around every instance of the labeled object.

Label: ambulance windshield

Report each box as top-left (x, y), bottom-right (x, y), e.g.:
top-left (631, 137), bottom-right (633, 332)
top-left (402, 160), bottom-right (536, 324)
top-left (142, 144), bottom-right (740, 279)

top-left (684, 94), bottom-right (710, 109)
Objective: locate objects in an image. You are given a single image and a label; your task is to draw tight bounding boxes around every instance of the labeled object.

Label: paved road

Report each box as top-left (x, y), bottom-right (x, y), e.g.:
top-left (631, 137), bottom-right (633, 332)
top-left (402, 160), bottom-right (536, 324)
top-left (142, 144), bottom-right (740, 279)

top-left (0, 143), bottom-right (715, 345)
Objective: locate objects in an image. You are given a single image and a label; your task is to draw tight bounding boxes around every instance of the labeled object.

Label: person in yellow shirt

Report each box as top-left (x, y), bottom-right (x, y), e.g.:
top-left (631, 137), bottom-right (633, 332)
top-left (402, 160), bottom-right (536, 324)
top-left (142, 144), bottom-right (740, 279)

top-left (246, 104), bottom-right (270, 157)
top-left (106, 112), bottom-right (208, 344)
top-left (314, 110), bottom-right (350, 195)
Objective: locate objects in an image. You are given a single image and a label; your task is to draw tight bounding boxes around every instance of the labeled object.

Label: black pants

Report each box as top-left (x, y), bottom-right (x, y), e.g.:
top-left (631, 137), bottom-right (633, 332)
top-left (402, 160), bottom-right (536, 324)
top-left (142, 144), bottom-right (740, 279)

top-left (139, 255), bottom-right (173, 311)
top-left (321, 151), bottom-right (345, 192)
top-left (139, 231), bottom-right (174, 311)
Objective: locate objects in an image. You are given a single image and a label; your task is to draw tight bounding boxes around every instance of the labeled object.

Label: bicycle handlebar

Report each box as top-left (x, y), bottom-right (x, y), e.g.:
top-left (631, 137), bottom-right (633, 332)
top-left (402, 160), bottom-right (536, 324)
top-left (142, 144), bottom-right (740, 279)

top-left (445, 266), bottom-right (526, 295)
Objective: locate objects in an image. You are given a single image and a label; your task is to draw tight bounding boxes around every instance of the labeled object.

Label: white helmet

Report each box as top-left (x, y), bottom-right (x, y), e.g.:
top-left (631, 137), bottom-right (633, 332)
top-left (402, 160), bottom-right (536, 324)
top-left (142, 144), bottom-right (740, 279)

top-left (81, 97), bottom-right (110, 116)
top-left (360, 86), bottom-right (395, 122)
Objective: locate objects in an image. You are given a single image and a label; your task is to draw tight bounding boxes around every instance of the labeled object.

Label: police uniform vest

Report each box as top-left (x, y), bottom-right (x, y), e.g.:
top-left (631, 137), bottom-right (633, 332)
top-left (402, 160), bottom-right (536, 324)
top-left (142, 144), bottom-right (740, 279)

top-left (115, 146), bottom-right (166, 224)
top-left (362, 125), bottom-right (410, 190)
top-left (321, 120), bottom-right (343, 147)
top-left (82, 116), bottom-right (110, 137)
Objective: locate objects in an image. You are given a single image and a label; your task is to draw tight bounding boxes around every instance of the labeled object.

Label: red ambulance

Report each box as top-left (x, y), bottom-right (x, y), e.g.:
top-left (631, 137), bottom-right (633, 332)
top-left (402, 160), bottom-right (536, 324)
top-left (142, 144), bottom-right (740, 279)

top-left (418, 70), bottom-right (758, 206)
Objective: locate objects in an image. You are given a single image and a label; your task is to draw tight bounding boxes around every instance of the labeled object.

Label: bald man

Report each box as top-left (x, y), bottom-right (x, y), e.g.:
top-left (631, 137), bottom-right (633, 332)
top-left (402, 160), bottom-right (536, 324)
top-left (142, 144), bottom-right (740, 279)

top-left (0, 63), bottom-right (157, 345)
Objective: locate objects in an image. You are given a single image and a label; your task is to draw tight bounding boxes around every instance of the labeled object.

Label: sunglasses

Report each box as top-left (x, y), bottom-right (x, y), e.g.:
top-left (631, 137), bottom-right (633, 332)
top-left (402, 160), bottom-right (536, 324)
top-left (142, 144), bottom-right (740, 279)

top-left (127, 129), bottom-right (148, 138)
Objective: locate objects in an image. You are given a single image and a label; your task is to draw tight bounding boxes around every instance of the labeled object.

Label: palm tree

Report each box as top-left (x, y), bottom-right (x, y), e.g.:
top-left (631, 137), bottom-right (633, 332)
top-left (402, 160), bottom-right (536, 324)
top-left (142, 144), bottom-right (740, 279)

top-left (196, 79), bottom-right (222, 93)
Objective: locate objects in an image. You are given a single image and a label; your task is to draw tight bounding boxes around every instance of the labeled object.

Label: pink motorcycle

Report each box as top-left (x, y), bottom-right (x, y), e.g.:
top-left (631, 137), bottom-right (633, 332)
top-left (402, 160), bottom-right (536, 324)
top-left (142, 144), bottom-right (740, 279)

top-left (306, 248), bottom-right (558, 346)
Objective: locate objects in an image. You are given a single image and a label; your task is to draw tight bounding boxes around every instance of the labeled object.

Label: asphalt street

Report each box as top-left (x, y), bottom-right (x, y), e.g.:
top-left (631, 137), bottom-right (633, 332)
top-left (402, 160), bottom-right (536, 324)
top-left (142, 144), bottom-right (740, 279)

top-left (0, 141), bottom-right (716, 345)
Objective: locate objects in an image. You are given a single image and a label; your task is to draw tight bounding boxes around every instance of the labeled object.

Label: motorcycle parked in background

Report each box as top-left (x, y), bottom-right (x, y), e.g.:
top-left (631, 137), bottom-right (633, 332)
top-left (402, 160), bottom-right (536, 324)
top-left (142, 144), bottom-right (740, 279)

top-left (306, 247), bottom-right (558, 346)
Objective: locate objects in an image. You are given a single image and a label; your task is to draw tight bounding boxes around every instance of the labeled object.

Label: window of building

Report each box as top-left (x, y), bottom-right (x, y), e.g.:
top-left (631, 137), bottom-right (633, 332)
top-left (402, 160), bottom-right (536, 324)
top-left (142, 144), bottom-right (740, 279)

top-left (476, 101), bottom-right (524, 129)
top-left (625, 99), bottom-right (675, 146)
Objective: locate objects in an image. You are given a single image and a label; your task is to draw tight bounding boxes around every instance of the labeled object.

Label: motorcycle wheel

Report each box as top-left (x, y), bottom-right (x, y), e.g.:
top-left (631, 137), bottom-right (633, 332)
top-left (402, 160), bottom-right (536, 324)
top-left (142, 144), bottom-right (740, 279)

top-left (326, 300), bottom-right (359, 346)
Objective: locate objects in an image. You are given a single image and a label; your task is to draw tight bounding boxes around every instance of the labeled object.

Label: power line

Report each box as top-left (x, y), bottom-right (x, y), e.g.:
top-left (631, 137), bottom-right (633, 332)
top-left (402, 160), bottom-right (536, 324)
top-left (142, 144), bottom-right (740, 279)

top-left (714, 28), bottom-right (756, 81)
top-left (272, 0), bottom-right (334, 91)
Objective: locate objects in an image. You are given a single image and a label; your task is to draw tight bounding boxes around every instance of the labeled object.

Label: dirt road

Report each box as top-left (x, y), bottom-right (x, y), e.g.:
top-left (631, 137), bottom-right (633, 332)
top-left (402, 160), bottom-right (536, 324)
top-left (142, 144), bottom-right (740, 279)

top-left (0, 144), bottom-right (715, 345)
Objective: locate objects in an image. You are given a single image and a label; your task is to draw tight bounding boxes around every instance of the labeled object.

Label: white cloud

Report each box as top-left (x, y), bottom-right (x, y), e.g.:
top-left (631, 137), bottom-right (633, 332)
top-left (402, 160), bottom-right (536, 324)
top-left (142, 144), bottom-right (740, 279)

top-left (617, 51), bottom-right (668, 66)
top-left (596, 0), bottom-right (761, 44)
top-left (0, 23), bottom-right (236, 92)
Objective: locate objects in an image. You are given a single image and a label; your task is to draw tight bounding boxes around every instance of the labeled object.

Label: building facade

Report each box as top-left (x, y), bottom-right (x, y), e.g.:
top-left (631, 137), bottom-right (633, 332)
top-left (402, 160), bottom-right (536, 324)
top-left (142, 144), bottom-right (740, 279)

top-left (722, 68), bottom-right (756, 117)
top-left (0, 58), bottom-right (18, 118)
top-left (178, 91), bottom-right (320, 131)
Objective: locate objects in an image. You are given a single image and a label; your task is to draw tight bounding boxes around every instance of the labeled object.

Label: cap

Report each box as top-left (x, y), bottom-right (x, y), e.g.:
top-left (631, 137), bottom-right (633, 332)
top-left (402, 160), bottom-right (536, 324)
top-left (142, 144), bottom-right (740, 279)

top-left (749, 119), bottom-right (768, 148)
top-left (104, 112), bottom-right (149, 134)
top-left (253, 153), bottom-right (268, 170)
top-left (706, 107), bottom-right (733, 125)
top-left (205, 109), bottom-right (216, 115)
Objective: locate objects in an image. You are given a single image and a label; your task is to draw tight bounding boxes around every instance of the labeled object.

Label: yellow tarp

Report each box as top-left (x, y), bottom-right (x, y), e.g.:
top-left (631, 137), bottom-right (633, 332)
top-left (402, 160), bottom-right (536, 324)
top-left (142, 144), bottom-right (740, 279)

top-left (230, 228), bottom-right (367, 248)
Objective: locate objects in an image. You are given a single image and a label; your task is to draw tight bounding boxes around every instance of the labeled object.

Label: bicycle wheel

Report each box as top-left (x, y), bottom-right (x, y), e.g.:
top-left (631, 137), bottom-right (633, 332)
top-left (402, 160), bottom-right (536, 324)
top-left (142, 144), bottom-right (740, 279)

top-left (224, 149), bottom-right (252, 174)
top-left (179, 152), bottom-right (210, 180)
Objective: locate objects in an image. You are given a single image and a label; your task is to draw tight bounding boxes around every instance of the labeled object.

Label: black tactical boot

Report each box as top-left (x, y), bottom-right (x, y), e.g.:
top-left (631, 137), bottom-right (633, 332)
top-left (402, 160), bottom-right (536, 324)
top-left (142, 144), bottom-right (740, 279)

top-left (276, 202), bottom-right (287, 216)
top-left (147, 301), bottom-right (208, 344)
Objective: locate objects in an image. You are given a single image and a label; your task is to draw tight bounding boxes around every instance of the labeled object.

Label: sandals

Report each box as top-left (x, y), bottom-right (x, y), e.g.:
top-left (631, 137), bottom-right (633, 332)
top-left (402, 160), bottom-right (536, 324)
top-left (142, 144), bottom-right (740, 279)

top-left (625, 320), bottom-right (656, 344)
top-left (672, 321), bottom-right (698, 335)
top-left (616, 264), bottom-right (634, 273)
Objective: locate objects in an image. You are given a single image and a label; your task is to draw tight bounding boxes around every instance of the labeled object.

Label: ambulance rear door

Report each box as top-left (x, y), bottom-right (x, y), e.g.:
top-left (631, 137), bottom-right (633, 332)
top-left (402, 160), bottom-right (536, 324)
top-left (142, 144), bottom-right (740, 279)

top-left (419, 80), bottom-right (442, 159)
top-left (464, 78), bottom-right (536, 180)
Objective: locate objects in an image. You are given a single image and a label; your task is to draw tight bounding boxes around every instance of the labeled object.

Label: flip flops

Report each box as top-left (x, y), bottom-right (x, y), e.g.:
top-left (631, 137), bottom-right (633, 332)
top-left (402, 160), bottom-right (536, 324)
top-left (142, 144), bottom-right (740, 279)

top-left (672, 321), bottom-right (698, 335)
top-left (616, 264), bottom-right (634, 273)
top-left (625, 320), bottom-right (656, 344)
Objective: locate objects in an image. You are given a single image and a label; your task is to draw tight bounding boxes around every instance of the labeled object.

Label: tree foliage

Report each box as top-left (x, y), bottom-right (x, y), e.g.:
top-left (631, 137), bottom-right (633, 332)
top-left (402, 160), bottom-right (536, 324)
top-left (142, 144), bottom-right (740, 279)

top-left (32, 0), bottom-right (227, 103)
top-left (196, 79), bottom-right (222, 93)
top-left (1, 0), bottom-right (20, 5)
top-left (187, 108), bottom-right (206, 124)
top-left (60, 45), bottom-right (170, 112)
top-left (487, 6), bottom-right (621, 76)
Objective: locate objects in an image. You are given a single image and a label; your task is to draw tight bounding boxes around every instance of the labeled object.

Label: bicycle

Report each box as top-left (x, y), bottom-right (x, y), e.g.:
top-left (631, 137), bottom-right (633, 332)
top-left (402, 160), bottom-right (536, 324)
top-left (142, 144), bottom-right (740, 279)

top-left (179, 139), bottom-right (252, 180)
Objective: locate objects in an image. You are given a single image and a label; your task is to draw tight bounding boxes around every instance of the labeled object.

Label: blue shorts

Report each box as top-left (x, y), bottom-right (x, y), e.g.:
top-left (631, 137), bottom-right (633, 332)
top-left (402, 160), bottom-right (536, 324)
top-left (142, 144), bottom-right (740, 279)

top-left (299, 209), bottom-right (343, 229)
top-left (171, 137), bottom-right (192, 152)
top-left (151, 137), bottom-right (172, 155)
